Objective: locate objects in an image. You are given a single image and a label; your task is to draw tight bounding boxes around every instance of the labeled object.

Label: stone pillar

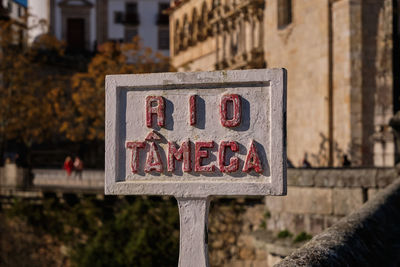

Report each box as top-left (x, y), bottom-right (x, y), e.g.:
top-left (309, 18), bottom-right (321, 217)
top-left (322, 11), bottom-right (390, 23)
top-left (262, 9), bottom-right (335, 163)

top-left (332, 0), bottom-right (363, 166)
top-left (253, 17), bottom-right (259, 52)
top-left (390, 111), bottom-right (400, 168)
top-left (0, 163), bottom-right (28, 188)
top-left (239, 17), bottom-right (246, 56)
top-left (370, 0), bottom-right (395, 167)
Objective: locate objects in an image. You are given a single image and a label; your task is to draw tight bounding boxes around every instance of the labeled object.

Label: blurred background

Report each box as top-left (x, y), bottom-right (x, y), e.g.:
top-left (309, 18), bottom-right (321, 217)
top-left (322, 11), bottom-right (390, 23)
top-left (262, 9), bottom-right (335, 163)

top-left (0, 0), bottom-right (399, 266)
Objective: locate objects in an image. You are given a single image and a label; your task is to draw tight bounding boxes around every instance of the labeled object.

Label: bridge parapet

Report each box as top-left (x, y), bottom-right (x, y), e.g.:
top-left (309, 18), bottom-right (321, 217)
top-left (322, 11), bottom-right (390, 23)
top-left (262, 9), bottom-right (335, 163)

top-left (32, 169), bottom-right (104, 190)
top-left (275, 177), bottom-right (400, 266)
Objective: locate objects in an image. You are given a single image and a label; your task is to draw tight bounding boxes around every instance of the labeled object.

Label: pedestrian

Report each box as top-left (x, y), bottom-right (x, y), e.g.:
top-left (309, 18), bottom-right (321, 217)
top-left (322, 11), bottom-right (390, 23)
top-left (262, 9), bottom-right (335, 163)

top-left (74, 156), bottom-right (84, 180)
top-left (63, 156), bottom-right (73, 176)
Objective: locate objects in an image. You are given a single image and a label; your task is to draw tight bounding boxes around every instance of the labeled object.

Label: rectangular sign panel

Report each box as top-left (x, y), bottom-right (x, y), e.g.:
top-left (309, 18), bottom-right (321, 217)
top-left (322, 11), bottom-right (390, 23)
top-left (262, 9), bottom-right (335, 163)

top-left (105, 69), bottom-right (286, 197)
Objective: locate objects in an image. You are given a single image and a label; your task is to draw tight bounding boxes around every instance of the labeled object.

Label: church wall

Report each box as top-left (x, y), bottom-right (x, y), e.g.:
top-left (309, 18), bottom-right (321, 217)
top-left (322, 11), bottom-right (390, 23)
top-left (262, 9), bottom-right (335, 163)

top-left (264, 0), bottom-right (330, 166)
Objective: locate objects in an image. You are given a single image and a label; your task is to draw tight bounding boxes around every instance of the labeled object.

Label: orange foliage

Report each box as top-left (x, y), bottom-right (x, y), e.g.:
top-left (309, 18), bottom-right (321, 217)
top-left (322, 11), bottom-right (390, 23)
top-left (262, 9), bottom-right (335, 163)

top-left (0, 19), bottom-right (172, 148)
top-left (61, 37), bottom-right (173, 142)
top-left (0, 19), bottom-right (67, 147)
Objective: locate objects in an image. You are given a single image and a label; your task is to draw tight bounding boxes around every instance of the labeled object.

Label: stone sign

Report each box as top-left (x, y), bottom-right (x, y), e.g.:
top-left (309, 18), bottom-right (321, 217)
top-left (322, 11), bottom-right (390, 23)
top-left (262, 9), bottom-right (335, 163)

top-left (105, 69), bottom-right (287, 197)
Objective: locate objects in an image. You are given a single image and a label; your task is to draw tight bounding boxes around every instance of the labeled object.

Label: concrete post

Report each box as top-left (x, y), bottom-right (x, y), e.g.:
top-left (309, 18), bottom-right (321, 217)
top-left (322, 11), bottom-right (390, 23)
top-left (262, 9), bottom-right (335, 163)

top-left (176, 197), bottom-right (210, 267)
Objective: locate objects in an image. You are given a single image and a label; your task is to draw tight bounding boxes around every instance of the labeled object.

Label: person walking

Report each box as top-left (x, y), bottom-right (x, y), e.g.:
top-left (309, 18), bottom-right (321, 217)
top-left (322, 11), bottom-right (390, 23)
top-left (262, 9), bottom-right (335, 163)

top-left (63, 156), bottom-right (74, 176)
top-left (74, 156), bottom-right (84, 180)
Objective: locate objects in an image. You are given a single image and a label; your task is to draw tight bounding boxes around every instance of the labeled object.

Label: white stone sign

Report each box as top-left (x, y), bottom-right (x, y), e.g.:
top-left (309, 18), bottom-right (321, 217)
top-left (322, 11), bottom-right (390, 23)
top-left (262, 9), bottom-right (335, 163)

top-left (105, 69), bottom-right (287, 197)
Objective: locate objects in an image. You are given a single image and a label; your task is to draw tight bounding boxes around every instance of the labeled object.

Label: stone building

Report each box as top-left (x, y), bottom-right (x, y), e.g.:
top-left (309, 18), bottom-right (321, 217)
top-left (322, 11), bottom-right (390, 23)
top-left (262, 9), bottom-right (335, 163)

top-left (167, 0), bottom-right (398, 167)
top-left (28, 0), bottom-right (170, 55)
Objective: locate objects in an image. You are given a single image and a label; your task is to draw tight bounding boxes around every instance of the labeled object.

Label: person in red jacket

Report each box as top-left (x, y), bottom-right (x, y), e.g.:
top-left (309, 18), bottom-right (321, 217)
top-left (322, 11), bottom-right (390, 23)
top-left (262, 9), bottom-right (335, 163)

top-left (63, 156), bottom-right (74, 176)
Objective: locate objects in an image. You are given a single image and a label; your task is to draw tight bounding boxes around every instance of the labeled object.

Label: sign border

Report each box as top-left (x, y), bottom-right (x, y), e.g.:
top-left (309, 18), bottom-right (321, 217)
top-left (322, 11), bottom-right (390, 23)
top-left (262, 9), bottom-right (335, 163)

top-left (105, 69), bottom-right (287, 197)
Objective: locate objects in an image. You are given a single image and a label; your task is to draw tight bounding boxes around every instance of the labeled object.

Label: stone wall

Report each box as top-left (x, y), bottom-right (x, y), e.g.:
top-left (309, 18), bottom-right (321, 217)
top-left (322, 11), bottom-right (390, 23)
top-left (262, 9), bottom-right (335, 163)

top-left (0, 164), bottom-right (29, 188)
top-left (2, 167), bottom-right (399, 266)
top-left (265, 168), bottom-right (397, 235)
top-left (207, 168), bottom-right (399, 266)
top-left (32, 169), bottom-right (104, 189)
top-left (275, 174), bottom-right (400, 267)
top-left (264, 0), bottom-right (330, 167)
top-left (168, 0), bottom-right (395, 167)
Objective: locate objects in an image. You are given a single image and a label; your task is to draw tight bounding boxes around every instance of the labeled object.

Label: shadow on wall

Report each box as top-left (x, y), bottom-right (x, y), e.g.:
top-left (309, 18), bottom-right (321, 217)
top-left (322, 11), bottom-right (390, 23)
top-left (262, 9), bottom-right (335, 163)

top-left (307, 133), bottom-right (351, 167)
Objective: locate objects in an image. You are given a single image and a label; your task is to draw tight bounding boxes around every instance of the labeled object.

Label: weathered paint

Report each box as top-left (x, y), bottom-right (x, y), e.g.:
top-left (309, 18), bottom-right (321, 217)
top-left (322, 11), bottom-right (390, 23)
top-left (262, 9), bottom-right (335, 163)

top-left (168, 140), bottom-right (191, 172)
top-left (189, 95), bottom-right (197, 126)
top-left (145, 130), bottom-right (161, 141)
top-left (144, 142), bottom-right (163, 173)
top-left (218, 141), bottom-right (239, 173)
top-left (127, 140), bottom-right (265, 174)
top-left (146, 96), bottom-right (165, 127)
top-left (177, 197), bottom-right (210, 267)
top-left (195, 141), bottom-right (215, 172)
top-left (105, 69), bottom-right (287, 197)
top-left (126, 141), bottom-right (146, 173)
top-left (243, 140), bottom-right (263, 173)
top-left (220, 94), bottom-right (241, 127)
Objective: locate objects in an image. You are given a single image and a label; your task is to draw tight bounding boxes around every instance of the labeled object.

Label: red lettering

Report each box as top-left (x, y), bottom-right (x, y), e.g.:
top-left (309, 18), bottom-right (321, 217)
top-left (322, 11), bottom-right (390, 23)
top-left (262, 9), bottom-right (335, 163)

top-left (144, 142), bottom-right (163, 173)
top-left (126, 141), bottom-right (146, 173)
top-left (195, 141), bottom-right (215, 172)
top-left (220, 94), bottom-right (241, 127)
top-left (219, 141), bottom-right (239, 173)
top-left (168, 140), bottom-right (191, 172)
top-left (189, 95), bottom-right (196, 126)
top-left (145, 130), bottom-right (161, 141)
top-left (243, 140), bottom-right (263, 173)
top-left (146, 96), bottom-right (165, 127)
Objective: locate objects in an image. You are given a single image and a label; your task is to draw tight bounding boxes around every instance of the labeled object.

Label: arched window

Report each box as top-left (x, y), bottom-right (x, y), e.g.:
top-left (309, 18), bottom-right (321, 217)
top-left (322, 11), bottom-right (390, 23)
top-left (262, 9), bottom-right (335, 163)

top-left (174, 20), bottom-right (180, 54)
top-left (192, 8), bottom-right (198, 44)
top-left (277, 0), bottom-right (292, 28)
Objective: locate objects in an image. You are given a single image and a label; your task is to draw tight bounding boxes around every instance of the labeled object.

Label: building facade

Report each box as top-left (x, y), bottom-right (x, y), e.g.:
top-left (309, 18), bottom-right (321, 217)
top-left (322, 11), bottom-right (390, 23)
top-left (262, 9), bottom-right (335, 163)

top-left (168, 0), bottom-right (398, 167)
top-left (1, 0), bottom-right (27, 46)
top-left (2, 0), bottom-right (27, 21)
top-left (28, 0), bottom-right (170, 55)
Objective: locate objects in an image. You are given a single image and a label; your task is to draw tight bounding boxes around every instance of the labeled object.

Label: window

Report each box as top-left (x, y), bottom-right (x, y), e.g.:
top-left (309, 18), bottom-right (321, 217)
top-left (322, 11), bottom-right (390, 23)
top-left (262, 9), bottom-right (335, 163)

top-left (158, 26), bottom-right (169, 49)
top-left (114, 11), bottom-right (123, 23)
top-left (124, 27), bottom-right (138, 42)
top-left (67, 18), bottom-right (85, 51)
top-left (157, 3), bottom-right (169, 25)
top-left (18, 6), bottom-right (21, 17)
top-left (277, 0), bottom-right (292, 28)
top-left (125, 2), bottom-right (139, 25)
top-left (126, 2), bottom-right (137, 14)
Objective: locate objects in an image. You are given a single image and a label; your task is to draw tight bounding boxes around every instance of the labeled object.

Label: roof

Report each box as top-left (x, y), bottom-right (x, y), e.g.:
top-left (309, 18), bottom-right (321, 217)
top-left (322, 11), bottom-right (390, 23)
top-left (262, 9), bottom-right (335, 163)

top-left (13, 0), bottom-right (27, 8)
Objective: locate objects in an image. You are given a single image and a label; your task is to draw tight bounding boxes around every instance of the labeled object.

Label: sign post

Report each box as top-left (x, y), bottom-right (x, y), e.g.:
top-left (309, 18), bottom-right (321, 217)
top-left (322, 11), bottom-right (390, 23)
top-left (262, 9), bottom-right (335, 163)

top-left (105, 69), bottom-right (287, 267)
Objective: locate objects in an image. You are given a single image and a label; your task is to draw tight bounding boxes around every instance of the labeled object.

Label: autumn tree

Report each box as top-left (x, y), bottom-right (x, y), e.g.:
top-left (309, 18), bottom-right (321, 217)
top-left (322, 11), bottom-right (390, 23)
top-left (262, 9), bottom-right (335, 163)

top-left (60, 37), bottom-right (173, 142)
top-left (0, 19), bottom-right (69, 166)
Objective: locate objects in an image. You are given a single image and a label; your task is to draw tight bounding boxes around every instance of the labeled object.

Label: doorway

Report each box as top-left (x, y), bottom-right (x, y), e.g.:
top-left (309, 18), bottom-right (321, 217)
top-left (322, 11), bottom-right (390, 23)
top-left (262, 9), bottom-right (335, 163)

top-left (67, 18), bottom-right (85, 51)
